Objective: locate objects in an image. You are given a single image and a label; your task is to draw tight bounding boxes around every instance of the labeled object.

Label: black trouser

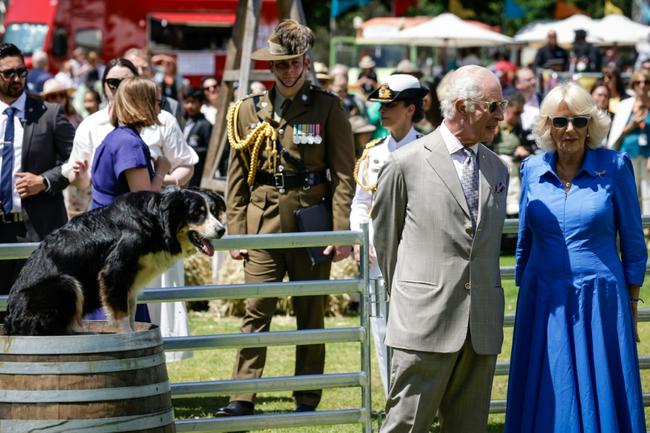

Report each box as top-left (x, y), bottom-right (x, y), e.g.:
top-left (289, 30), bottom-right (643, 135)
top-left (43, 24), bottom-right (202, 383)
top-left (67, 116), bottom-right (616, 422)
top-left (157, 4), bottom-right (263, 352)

top-left (0, 221), bottom-right (27, 323)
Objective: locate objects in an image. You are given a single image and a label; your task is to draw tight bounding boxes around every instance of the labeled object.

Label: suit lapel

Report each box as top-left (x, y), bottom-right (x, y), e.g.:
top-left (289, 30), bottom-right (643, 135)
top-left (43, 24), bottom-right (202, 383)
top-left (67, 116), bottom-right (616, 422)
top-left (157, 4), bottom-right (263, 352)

top-left (21, 97), bottom-right (42, 170)
top-left (424, 131), bottom-right (470, 219)
top-left (476, 144), bottom-right (496, 228)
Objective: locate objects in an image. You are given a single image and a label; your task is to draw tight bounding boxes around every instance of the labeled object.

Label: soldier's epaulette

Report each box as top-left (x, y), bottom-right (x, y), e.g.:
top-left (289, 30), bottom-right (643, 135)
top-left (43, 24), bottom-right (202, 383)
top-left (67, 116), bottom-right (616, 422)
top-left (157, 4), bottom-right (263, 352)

top-left (309, 84), bottom-right (337, 97)
top-left (240, 91), bottom-right (268, 101)
top-left (363, 136), bottom-right (386, 150)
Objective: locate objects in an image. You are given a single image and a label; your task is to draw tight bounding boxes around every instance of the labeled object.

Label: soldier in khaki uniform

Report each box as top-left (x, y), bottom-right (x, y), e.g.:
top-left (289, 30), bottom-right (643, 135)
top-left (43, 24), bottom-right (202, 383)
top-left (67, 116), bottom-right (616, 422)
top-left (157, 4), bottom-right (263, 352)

top-left (217, 20), bottom-right (355, 417)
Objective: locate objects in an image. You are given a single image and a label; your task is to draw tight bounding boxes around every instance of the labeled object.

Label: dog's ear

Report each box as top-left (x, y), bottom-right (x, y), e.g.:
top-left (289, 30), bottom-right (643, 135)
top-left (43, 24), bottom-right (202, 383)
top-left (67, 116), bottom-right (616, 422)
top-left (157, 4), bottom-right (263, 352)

top-left (159, 190), bottom-right (187, 253)
top-left (198, 188), bottom-right (226, 213)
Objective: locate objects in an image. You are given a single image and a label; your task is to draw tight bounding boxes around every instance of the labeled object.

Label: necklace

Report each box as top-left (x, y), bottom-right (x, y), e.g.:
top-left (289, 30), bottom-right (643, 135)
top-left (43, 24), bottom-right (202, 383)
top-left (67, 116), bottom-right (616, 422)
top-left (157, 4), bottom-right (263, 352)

top-left (563, 181), bottom-right (571, 192)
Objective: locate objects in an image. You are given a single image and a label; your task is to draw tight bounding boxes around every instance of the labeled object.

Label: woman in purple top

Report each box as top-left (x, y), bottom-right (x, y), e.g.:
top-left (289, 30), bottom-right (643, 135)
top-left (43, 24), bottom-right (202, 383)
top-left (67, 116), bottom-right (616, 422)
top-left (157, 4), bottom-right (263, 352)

top-left (76, 76), bottom-right (171, 321)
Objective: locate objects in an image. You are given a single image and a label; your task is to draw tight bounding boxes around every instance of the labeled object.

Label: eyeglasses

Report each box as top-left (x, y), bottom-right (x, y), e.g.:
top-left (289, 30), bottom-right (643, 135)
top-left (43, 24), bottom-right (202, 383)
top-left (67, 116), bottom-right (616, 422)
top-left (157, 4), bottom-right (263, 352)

top-left (549, 115), bottom-right (591, 129)
top-left (473, 99), bottom-right (508, 113)
top-left (633, 80), bottom-right (650, 86)
top-left (0, 67), bottom-right (27, 80)
top-left (105, 78), bottom-right (124, 91)
top-left (203, 85), bottom-right (218, 92)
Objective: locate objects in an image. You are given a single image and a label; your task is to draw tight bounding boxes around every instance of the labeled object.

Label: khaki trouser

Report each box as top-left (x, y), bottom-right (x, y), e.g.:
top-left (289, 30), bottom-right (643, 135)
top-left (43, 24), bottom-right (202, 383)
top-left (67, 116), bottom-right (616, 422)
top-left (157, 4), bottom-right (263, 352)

top-left (230, 247), bottom-right (331, 407)
top-left (380, 334), bottom-right (497, 433)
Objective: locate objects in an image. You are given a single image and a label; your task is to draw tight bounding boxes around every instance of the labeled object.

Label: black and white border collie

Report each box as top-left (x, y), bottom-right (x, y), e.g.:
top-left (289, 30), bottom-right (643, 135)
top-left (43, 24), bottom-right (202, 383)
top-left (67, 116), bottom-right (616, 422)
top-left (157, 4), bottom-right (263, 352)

top-left (4, 188), bottom-right (226, 335)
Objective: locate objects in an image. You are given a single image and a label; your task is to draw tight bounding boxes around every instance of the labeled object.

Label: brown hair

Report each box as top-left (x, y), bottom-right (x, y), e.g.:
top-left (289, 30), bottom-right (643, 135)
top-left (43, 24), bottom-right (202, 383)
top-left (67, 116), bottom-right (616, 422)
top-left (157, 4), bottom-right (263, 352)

top-left (110, 77), bottom-right (160, 129)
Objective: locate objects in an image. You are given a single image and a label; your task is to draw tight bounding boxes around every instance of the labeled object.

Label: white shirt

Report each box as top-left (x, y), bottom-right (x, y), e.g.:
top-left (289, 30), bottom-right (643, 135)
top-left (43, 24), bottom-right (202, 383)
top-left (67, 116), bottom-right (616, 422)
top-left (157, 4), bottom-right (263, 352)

top-left (200, 104), bottom-right (217, 125)
top-left (440, 121), bottom-right (479, 180)
top-left (62, 106), bottom-right (198, 177)
top-left (0, 92), bottom-right (26, 212)
top-left (520, 93), bottom-right (540, 132)
top-left (350, 126), bottom-right (421, 272)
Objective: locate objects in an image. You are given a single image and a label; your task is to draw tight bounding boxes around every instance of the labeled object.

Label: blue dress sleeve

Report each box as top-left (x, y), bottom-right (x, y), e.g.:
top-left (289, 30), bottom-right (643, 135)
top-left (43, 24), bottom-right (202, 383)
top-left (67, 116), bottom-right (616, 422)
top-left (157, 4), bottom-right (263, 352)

top-left (515, 158), bottom-right (532, 287)
top-left (112, 135), bottom-right (152, 179)
top-left (613, 152), bottom-right (648, 286)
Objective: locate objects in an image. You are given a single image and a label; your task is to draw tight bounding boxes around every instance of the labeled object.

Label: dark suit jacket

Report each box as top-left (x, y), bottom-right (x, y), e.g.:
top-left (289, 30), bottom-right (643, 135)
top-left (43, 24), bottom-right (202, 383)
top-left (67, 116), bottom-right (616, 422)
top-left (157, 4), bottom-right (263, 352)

top-left (20, 95), bottom-right (75, 240)
top-left (184, 113), bottom-right (211, 187)
top-left (162, 96), bottom-right (184, 128)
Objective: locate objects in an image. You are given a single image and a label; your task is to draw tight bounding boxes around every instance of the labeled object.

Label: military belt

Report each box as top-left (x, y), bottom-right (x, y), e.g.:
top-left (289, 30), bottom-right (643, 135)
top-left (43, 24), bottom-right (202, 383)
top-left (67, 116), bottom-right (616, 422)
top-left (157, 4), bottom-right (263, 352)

top-left (256, 170), bottom-right (328, 192)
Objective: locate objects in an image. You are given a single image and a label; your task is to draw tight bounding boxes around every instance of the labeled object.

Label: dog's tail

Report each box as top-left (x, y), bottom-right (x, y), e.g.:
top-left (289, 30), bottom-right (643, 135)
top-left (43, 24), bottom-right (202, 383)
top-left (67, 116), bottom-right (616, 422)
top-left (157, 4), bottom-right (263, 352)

top-left (3, 275), bottom-right (84, 336)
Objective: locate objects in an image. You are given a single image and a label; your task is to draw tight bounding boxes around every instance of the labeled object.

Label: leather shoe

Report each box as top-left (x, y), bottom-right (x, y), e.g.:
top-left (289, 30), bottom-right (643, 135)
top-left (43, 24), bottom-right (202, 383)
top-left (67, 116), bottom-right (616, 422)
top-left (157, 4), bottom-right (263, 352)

top-left (295, 403), bottom-right (316, 412)
top-left (215, 400), bottom-right (254, 417)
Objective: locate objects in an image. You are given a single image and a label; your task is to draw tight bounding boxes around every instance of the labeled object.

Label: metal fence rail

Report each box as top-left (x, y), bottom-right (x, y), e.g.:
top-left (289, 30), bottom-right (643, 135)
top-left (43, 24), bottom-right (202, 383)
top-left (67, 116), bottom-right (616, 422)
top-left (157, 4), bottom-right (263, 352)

top-left (0, 229), bottom-right (373, 433)
top-left (2, 217), bottom-right (650, 426)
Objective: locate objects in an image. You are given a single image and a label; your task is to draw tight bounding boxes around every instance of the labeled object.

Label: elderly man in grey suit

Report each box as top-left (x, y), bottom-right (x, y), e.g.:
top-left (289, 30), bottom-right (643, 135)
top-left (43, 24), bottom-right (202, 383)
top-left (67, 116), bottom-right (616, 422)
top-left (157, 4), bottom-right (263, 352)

top-left (372, 65), bottom-right (509, 433)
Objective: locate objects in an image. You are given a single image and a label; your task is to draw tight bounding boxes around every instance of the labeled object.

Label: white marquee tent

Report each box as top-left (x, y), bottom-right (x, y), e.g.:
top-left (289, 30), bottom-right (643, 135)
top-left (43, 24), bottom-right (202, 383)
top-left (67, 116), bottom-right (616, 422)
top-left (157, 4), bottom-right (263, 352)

top-left (392, 13), bottom-right (513, 47)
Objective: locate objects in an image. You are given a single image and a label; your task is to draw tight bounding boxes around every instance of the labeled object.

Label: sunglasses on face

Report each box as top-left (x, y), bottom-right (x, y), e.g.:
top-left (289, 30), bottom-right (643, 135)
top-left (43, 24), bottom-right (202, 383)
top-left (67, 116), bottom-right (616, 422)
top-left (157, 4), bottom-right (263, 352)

top-left (474, 99), bottom-right (508, 113)
top-left (203, 85), bottom-right (217, 92)
top-left (633, 80), bottom-right (650, 86)
top-left (105, 78), bottom-right (124, 91)
top-left (549, 115), bottom-right (590, 129)
top-left (0, 67), bottom-right (27, 80)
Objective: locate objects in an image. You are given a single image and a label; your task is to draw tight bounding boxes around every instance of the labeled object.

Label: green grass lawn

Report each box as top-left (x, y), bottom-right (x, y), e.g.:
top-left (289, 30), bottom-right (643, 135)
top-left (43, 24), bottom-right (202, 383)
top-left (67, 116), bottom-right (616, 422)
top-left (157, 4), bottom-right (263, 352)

top-left (167, 255), bottom-right (650, 432)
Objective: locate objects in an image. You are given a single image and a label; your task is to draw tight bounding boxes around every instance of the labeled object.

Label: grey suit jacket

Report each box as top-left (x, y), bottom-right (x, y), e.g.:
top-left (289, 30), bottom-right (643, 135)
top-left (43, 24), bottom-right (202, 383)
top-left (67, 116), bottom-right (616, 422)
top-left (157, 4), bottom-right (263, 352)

top-left (372, 129), bottom-right (508, 355)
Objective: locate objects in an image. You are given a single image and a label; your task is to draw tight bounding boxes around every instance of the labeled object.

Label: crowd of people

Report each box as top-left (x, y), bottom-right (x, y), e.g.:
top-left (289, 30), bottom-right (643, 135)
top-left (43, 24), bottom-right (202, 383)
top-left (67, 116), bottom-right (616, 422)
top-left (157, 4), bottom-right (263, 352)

top-left (221, 21), bottom-right (646, 433)
top-left (0, 17), bottom-right (649, 433)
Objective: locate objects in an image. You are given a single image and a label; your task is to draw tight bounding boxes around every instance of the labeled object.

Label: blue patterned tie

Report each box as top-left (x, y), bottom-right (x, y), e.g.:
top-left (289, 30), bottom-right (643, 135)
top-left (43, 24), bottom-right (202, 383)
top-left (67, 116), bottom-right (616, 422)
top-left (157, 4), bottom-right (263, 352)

top-left (1, 106), bottom-right (16, 214)
top-left (460, 147), bottom-right (479, 228)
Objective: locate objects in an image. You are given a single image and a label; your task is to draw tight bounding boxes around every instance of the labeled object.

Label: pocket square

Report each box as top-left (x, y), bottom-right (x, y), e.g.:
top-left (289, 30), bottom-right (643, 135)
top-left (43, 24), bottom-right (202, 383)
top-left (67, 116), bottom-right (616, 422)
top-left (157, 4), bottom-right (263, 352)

top-left (494, 181), bottom-right (506, 193)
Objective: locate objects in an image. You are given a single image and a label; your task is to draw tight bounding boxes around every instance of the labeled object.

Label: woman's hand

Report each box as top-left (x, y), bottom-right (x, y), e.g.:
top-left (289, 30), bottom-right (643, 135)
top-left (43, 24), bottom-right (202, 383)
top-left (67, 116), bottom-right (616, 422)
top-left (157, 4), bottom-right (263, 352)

top-left (632, 302), bottom-right (640, 343)
top-left (154, 156), bottom-right (171, 178)
top-left (69, 159), bottom-right (90, 189)
top-left (629, 284), bottom-right (642, 343)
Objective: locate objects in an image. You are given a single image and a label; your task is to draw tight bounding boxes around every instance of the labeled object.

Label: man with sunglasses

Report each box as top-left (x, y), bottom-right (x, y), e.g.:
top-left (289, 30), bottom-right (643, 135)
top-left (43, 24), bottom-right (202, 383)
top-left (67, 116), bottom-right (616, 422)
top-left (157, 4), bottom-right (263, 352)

top-left (372, 65), bottom-right (509, 433)
top-left (0, 43), bottom-right (75, 316)
top-left (220, 19), bottom-right (355, 417)
top-left (351, 73), bottom-right (427, 396)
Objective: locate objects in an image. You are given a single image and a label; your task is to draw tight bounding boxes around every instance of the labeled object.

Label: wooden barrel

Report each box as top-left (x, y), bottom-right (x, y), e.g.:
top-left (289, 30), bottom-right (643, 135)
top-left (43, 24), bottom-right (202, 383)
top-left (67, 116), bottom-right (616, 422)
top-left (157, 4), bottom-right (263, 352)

top-left (0, 322), bottom-right (176, 433)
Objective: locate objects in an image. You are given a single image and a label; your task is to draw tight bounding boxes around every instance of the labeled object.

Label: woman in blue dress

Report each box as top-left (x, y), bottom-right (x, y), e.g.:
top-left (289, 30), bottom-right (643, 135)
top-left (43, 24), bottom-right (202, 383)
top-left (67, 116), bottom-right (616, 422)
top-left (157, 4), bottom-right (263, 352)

top-left (74, 76), bottom-right (171, 322)
top-left (505, 83), bottom-right (647, 433)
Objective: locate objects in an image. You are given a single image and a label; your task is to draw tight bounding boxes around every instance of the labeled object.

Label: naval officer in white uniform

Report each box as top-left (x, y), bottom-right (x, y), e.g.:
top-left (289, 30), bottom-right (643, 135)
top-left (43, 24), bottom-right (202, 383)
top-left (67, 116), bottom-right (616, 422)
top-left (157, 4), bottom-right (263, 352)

top-left (350, 73), bottom-right (428, 395)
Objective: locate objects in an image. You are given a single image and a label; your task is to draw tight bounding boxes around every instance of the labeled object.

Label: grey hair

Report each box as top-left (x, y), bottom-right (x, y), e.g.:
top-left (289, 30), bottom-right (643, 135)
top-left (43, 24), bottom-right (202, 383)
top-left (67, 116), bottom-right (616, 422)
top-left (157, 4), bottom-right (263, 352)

top-left (440, 66), bottom-right (499, 119)
top-left (533, 83), bottom-right (611, 151)
top-left (32, 50), bottom-right (48, 68)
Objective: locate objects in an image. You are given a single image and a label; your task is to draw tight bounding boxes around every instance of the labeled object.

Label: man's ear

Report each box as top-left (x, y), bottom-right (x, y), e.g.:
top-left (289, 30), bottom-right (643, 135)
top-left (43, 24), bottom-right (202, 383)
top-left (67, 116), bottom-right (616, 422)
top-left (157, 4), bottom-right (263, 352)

top-left (406, 103), bottom-right (416, 118)
top-left (304, 55), bottom-right (311, 69)
top-left (454, 99), bottom-right (468, 116)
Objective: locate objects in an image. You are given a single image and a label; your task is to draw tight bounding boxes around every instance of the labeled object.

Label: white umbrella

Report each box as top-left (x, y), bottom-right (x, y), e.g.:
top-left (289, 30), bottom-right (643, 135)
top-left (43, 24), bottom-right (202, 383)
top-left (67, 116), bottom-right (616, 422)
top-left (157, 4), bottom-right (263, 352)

top-left (514, 14), bottom-right (601, 46)
top-left (591, 15), bottom-right (650, 45)
top-left (392, 13), bottom-right (513, 47)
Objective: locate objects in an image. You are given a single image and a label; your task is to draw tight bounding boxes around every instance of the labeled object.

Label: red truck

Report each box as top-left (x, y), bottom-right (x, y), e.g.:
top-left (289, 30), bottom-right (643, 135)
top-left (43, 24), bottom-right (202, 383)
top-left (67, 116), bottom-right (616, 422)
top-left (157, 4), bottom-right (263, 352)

top-left (3, 0), bottom-right (278, 84)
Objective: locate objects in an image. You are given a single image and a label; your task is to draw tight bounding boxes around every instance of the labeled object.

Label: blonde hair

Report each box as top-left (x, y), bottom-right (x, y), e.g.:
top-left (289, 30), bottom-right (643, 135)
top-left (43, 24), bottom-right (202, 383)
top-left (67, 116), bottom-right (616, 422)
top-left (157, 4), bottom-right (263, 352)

top-left (533, 83), bottom-right (610, 151)
top-left (629, 69), bottom-right (650, 92)
top-left (110, 77), bottom-right (160, 129)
